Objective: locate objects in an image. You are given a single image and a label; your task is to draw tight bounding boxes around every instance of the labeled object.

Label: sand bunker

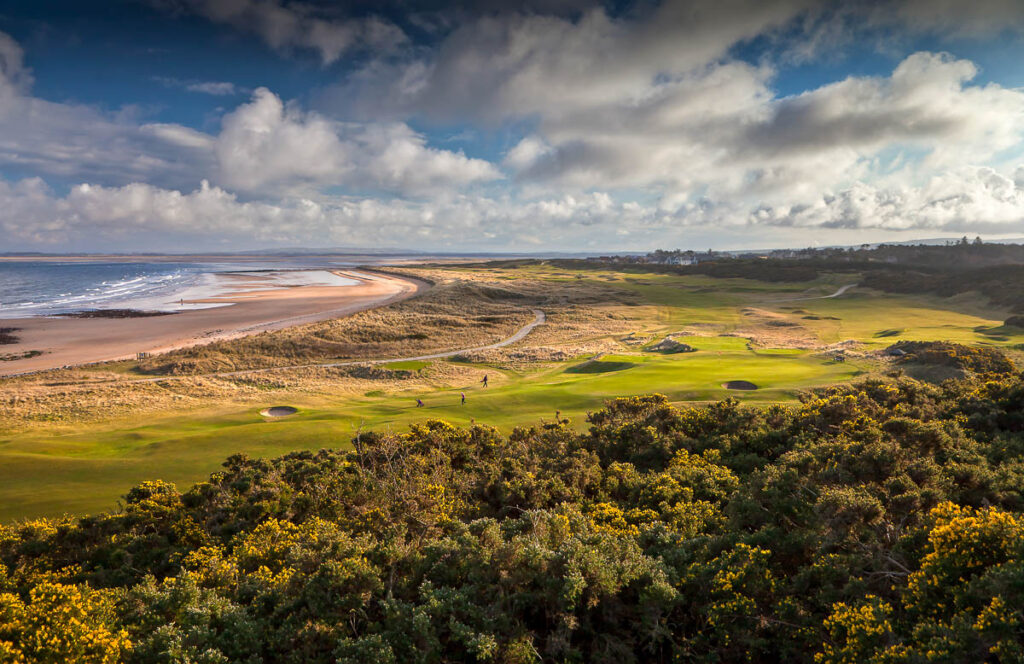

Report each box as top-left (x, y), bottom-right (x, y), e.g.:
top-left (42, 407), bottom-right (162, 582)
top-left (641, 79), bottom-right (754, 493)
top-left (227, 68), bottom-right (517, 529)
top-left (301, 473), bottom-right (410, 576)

top-left (260, 406), bottom-right (298, 417)
top-left (721, 380), bottom-right (758, 391)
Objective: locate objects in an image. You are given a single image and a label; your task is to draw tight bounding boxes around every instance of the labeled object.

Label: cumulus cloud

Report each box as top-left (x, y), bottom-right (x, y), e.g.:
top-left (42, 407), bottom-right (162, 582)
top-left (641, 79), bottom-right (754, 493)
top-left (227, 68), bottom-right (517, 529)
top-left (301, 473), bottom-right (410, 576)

top-left (156, 0), bottom-right (408, 64)
top-left (499, 50), bottom-right (1024, 212)
top-left (0, 30), bottom-right (500, 199)
top-left (6, 3), bottom-right (1024, 251)
top-left (744, 53), bottom-right (1024, 164)
top-left (0, 177), bottom-right (645, 249)
top-left (215, 88), bottom-right (351, 190)
top-left (751, 167), bottom-right (1024, 232)
top-left (5, 164), bottom-right (1024, 251)
top-left (709, 52), bottom-right (1024, 203)
top-left (325, 3), bottom-right (1024, 213)
top-left (215, 88), bottom-right (501, 192)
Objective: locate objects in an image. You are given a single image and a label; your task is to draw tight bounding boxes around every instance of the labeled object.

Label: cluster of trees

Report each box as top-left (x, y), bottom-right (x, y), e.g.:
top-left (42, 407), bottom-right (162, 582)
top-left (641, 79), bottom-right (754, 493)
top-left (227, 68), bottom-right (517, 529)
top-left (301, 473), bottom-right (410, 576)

top-left (3, 370), bottom-right (1024, 662)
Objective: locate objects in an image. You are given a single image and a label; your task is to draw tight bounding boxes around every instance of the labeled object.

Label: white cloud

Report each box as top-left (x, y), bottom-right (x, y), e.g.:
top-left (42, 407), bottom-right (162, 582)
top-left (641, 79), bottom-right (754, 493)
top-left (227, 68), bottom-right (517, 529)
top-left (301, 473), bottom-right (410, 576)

top-left (187, 81), bottom-right (238, 95)
top-left (325, 3), bottom-right (1024, 216)
top-left (0, 177), bottom-right (645, 249)
top-left (355, 123), bottom-right (501, 193)
top-left (141, 123), bottom-right (215, 151)
top-left (744, 53), bottom-right (1024, 165)
top-left (155, 77), bottom-right (243, 95)
top-left (215, 88), bottom-right (352, 190)
top-left (214, 87), bottom-right (501, 193)
top-left (492, 50), bottom-right (1024, 214)
top-left (6, 5), bottom-right (1024, 252)
top-left (0, 31), bottom-right (500, 199)
top-left (751, 166), bottom-right (1024, 232)
top-left (0, 30), bottom-right (32, 93)
top-left (503, 136), bottom-right (552, 171)
top-left (5, 164), bottom-right (1024, 252)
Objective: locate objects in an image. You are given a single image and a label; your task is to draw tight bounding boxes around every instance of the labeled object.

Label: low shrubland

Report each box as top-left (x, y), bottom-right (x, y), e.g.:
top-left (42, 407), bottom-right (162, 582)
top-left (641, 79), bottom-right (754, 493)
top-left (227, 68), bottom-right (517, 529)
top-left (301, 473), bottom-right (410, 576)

top-left (3, 372), bottom-right (1024, 661)
top-left (889, 340), bottom-right (1018, 379)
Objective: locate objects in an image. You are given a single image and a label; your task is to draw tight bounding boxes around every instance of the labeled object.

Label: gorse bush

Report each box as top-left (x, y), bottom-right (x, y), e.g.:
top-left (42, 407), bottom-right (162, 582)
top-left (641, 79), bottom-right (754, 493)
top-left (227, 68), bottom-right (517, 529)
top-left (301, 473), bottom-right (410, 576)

top-left (3, 374), bottom-right (1024, 662)
top-left (888, 340), bottom-right (1018, 376)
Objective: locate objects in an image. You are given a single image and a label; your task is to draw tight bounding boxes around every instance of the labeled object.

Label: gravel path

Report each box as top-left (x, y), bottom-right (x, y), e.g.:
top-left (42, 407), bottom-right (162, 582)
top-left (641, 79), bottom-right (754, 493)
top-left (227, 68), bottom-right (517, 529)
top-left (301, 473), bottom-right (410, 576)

top-left (771, 283), bottom-right (857, 303)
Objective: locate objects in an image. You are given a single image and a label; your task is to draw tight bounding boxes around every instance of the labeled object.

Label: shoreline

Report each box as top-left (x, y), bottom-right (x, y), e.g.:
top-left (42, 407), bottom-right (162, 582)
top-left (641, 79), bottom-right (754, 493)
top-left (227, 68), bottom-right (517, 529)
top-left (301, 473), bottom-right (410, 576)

top-left (0, 267), bottom-right (365, 319)
top-left (0, 270), bottom-right (427, 376)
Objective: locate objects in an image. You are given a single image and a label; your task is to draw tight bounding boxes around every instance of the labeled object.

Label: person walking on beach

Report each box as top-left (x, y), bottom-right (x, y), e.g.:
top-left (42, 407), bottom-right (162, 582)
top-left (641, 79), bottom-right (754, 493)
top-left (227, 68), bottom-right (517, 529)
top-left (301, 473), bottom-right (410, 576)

top-left (460, 392), bottom-right (466, 405)
top-left (481, 374), bottom-right (488, 388)
top-left (416, 398), bottom-right (424, 408)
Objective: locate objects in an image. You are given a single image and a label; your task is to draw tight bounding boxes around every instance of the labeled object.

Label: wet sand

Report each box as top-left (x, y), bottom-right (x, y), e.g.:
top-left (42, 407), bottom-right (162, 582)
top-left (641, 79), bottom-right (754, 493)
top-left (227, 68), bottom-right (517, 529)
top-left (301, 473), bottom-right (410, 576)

top-left (0, 270), bottom-right (426, 376)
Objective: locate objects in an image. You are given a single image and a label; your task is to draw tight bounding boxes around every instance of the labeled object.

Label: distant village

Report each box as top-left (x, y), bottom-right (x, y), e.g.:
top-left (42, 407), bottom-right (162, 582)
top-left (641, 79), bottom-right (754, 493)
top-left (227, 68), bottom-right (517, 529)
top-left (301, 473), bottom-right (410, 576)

top-left (588, 246), bottom-right (866, 266)
top-left (590, 236), bottom-right (1016, 267)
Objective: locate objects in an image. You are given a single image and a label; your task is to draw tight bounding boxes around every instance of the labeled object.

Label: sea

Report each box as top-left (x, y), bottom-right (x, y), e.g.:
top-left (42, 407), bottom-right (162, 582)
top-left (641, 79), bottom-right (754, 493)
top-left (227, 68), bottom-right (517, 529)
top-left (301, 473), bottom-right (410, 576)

top-left (0, 260), bottom-right (360, 318)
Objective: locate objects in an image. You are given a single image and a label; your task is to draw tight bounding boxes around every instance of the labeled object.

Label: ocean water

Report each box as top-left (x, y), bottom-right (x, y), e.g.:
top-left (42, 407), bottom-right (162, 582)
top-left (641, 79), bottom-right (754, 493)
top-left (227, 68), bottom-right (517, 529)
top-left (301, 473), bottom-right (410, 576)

top-left (0, 261), bottom-right (358, 318)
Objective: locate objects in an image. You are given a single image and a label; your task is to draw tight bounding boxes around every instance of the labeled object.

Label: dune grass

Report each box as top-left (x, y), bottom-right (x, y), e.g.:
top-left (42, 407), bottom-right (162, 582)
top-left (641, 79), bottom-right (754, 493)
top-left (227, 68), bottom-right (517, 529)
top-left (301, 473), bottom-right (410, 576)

top-left (382, 360), bottom-right (430, 371)
top-left (2, 265), bottom-right (1023, 522)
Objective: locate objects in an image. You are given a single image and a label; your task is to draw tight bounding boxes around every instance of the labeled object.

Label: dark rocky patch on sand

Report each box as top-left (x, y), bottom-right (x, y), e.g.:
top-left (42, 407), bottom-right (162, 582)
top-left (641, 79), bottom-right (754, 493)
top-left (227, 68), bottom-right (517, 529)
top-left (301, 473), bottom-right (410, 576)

top-left (55, 309), bottom-right (177, 319)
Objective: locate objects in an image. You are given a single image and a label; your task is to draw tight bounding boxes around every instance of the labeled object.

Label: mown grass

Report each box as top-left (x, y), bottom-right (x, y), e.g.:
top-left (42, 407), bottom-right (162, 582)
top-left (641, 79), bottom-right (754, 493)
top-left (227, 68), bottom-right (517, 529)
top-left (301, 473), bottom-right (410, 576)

top-left (0, 342), bottom-right (863, 520)
top-left (2, 265), bottom-right (1023, 522)
top-left (788, 290), bottom-right (1012, 347)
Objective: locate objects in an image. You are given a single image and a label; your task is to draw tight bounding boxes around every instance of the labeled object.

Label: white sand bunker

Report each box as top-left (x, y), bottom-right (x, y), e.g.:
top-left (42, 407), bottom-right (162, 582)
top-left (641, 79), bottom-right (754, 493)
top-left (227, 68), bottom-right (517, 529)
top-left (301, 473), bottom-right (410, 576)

top-left (260, 406), bottom-right (298, 417)
top-left (721, 380), bottom-right (758, 391)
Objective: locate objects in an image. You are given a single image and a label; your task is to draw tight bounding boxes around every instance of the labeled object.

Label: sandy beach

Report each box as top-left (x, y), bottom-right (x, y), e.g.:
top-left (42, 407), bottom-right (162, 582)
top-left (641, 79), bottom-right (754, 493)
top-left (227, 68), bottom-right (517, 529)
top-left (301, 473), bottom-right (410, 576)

top-left (0, 270), bottom-right (426, 376)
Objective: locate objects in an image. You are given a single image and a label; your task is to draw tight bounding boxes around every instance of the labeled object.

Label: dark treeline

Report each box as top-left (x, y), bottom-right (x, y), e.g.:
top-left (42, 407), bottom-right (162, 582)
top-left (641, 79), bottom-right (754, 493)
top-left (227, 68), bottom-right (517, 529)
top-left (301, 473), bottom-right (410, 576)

top-left (630, 238), bottom-right (1024, 270)
top-left (845, 239), bottom-right (1024, 268)
top-left (3, 365), bottom-right (1024, 662)
top-left (530, 241), bottom-right (1024, 313)
top-left (860, 264), bottom-right (1024, 313)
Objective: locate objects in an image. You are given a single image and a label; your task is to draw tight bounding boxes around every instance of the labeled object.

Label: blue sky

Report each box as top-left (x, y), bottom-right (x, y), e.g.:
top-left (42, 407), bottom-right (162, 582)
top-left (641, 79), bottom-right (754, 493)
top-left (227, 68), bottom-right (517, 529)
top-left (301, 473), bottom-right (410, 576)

top-left (1, 0), bottom-right (1024, 252)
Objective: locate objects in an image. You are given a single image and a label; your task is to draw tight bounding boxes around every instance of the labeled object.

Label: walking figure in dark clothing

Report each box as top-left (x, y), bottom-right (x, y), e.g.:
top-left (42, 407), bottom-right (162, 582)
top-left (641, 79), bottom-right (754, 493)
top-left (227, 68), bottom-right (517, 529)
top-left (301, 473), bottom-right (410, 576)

top-left (416, 399), bottom-right (424, 407)
top-left (460, 392), bottom-right (466, 405)
top-left (481, 375), bottom-right (488, 387)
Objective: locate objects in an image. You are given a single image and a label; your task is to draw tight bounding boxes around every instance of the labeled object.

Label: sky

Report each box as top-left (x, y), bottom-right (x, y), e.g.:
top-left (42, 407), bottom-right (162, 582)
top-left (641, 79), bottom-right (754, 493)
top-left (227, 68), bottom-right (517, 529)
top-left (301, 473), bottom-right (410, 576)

top-left (2, 1), bottom-right (1024, 253)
